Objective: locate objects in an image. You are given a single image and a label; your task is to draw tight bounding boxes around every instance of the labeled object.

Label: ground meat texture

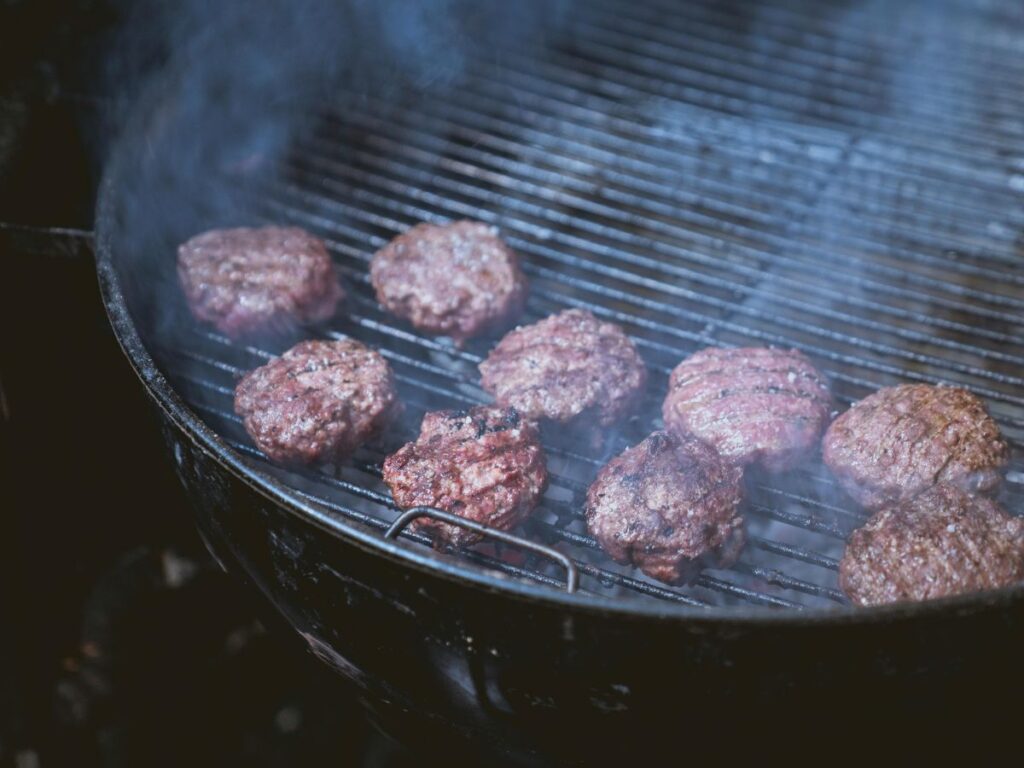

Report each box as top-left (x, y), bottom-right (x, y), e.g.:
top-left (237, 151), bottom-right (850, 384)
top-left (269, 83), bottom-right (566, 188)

top-left (234, 339), bottom-right (399, 466)
top-left (584, 432), bottom-right (745, 585)
top-left (382, 406), bottom-right (547, 548)
top-left (822, 384), bottom-right (1008, 511)
top-left (661, 347), bottom-right (832, 473)
top-left (369, 221), bottom-right (527, 343)
top-left (839, 484), bottom-right (1024, 606)
top-left (479, 309), bottom-right (648, 431)
top-left (178, 226), bottom-right (343, 338)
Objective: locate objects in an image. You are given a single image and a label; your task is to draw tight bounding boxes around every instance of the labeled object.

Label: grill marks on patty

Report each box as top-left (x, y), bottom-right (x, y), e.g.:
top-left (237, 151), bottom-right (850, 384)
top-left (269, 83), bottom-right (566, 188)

top-left (662, 347), bottom-right (832, 472)
top-left (839, 484), bottom-right (1024, 606)
top-left (370, 220), bottom-right (528, 343)
top-left (828, 386), bottom-right (1015, 605)
top-left (823, 384), bottom-right (1008, 510)
top-left (382, 406), bottom-right (547, 549)
top-left (197, 220), bottom-right (1014, 608)
top-left (479, 309), bottom-right (648, 431)
top-left (233, 339), bottom-right (400, 466)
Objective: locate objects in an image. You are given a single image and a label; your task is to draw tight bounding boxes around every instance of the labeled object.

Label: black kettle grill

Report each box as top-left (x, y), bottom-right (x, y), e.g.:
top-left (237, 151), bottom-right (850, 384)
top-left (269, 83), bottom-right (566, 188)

top-left (94, 0), bottom-right (1024, 762)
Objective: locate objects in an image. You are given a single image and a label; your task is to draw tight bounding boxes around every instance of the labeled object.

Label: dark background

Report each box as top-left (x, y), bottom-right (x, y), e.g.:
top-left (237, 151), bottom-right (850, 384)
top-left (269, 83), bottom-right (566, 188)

top-left (0, 2), bottom-right (410, 764)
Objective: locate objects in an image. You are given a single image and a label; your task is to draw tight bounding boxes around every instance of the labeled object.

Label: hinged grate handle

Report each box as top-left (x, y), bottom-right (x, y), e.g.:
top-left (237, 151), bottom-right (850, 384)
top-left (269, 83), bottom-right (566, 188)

top-left (385, 506), bottom-right (579, 594)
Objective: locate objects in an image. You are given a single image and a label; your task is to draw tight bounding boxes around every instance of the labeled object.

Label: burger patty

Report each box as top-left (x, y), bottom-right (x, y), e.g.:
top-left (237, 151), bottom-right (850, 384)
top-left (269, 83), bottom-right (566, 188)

top-left (479, 309), bottom-right (648, 430)
top-left (823, 384), bottom-right (1008, 510)
top-left (178, 226), bottom-right (343, 338)
top-left (661, 347), bottom-right (832, 472)
top-left (234, 339), bottom-right (399, 466)
top-left (370, 221), bottom-right (527, 343)
top-left (839, 484), bottom-right (1024, 606)
top-left (584, 431), bottom-right (745, 584)
top-left (382, 406), bottom-right (547, 548)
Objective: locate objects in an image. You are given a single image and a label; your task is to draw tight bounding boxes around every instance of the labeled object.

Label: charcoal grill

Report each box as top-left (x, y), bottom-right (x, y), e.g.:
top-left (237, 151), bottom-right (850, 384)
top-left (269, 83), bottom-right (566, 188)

top-left (96, 0), bottom-right (1024, 760)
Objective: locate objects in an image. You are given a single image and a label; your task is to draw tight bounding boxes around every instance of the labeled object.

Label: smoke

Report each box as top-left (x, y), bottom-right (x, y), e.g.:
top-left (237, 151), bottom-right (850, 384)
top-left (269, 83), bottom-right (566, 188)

top-left (105, 0), bottom-right (573, 341)
top-left (101, 0), bottom-right (1023, 606)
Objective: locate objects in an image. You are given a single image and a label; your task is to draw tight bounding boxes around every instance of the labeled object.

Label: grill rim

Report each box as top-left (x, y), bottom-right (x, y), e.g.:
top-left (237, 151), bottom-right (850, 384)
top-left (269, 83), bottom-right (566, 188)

top-left (96, 17), bottom-right (1024, 621)
top-left (95, 151), bottom-right (1024, 624)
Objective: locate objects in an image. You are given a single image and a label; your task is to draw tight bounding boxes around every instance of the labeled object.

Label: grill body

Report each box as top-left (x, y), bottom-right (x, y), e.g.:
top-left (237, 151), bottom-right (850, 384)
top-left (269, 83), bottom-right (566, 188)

top-left (133, 413), bottom-right (1024, 762)
top-left (95, 0), bottom-right (1024, 759)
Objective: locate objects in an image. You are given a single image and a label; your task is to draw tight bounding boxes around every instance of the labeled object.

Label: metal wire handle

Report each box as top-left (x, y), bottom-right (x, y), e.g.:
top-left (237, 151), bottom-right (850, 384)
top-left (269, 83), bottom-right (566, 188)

top-left (384, 506), bottom-right (579, 594)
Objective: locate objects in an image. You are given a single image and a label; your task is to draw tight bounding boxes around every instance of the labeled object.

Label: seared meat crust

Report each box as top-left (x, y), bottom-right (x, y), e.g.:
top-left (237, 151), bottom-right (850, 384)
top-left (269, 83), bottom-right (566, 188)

top-left (234, 339), bottom-right (398, 466)
top-left (840, 484), bottom-right (1024, 606)
top-left (823, 384), bottom-right (1008, 510)
top-left (585, 431), bottom-right (745, 584)
top-left (662, 346), bottom-right (832, 472)
top-left (382, 406), bottom-right (547, 548)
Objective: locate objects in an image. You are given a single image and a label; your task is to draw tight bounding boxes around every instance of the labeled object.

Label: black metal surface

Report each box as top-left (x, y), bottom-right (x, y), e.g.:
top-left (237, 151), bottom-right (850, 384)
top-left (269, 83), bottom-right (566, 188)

top-left (138, 398), bottom-right (1024, 764)
top-left (92, 0), bottom-right (1024, 759)
top-left (115, 0), bottom-right (1024, 613)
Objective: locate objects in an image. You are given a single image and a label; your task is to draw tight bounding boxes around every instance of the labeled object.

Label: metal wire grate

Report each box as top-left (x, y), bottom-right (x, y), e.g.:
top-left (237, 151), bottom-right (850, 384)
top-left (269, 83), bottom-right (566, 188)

top-left (157, 0), bottom-right (1024, 610)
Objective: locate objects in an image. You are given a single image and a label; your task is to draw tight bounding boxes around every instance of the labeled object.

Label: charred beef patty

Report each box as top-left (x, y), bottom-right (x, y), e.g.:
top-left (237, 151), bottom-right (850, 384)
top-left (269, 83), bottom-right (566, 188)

top-left (585, 431), bottom-right (745, 584)
top-left (370, 221), bottom-right (527, 343)
top-left (178, 226), bottom-right (343, 338)
top-left (479, 309), bottom-right (648, 430)
top-left (823, 384), bottom-right (1008, 510)
top-left (840, 484), bottom-right (1024, 606)
top-left (382, 406), bottom-right (547, 548)
top-left (661, 347), bottom-right (832, 472)
top-left (234, 339), bottom-right (399, 466)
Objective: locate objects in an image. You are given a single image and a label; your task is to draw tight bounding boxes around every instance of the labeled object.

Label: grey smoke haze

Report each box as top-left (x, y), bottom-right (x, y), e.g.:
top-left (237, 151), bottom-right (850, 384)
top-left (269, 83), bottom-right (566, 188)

top-left (108, 0), bottom-right (572, 338)
top-left (110, 0), bottom-right (573, 205)
top-left (99, 0), bottom-right (1023, 606)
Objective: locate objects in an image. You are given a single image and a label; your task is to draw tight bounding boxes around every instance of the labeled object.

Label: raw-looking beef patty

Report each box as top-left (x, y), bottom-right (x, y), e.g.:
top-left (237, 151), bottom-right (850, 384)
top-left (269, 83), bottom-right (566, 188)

top-left (178, 226), bottom-right (343, 338)
top-left (370, 221), bottom-right (527, 343)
